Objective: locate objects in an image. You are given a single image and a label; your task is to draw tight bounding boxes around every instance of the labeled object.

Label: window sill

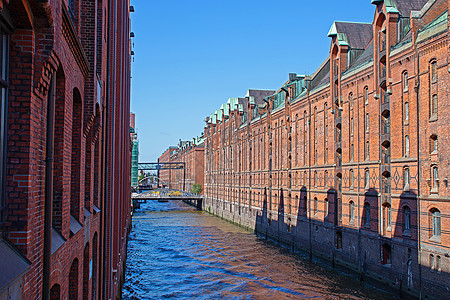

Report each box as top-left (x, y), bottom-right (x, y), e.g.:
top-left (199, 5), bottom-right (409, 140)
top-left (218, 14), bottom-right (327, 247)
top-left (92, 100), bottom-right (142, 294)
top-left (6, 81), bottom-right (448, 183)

top-left (429, 115), bottom-right (438, 122)
top-left (429, 235), bottom-right (441, 243)
top-left (430, 188), bottom-right (439, 194)
top-left (402, 230), bottom-right (411, 237)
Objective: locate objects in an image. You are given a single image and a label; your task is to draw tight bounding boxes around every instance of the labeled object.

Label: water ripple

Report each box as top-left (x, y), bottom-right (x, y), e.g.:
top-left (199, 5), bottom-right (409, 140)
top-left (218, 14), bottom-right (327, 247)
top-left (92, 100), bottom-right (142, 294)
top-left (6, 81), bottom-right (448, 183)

top-left (123, 201), bottom-right (397, 300)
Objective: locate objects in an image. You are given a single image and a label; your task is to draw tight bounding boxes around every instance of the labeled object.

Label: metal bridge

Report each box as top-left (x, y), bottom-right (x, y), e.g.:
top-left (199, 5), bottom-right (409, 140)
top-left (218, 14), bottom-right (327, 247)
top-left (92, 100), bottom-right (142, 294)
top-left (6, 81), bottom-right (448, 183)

top-left (138, 162), bottom-right (186, 190)
top-left (132, 189), bottom-right (203, 210)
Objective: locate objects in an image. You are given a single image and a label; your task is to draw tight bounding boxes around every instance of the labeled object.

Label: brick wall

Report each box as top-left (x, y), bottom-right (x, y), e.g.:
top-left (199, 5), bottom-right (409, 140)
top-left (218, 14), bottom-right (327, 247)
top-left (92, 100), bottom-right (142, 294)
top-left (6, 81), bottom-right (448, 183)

top-left (1, 0), bottom-right (132, 299)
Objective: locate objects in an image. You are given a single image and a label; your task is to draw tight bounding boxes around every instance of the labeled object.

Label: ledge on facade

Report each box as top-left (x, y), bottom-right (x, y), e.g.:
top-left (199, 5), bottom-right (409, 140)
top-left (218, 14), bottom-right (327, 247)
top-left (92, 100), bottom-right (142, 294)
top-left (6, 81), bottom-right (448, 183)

top-left (0, 239), bottom-right (30, 294)
top-left (70, 214), bottom-right (83, 236)
top-left (84, 208), bottom-right (92, 218)
top-left (93, 204), bottom-right (101, 214)
top-left (51, 227), bottom-right (66, 254)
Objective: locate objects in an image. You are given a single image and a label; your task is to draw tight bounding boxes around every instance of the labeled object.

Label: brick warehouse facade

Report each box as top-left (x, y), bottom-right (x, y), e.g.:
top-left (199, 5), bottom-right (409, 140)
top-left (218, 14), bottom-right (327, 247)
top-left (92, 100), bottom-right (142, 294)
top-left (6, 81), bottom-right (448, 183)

top-left (0, 1), bottom-right (132, 299)
top-left (203, 0), bottom-right (449, 298)
top-left (157, 139), bottom-right (205, 193)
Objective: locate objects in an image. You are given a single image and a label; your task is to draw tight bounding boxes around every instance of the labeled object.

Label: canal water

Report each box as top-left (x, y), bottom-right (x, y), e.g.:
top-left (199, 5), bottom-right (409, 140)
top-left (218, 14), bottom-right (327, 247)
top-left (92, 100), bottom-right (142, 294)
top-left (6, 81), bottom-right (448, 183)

top-left (123, 201), bottom-right (397, 299)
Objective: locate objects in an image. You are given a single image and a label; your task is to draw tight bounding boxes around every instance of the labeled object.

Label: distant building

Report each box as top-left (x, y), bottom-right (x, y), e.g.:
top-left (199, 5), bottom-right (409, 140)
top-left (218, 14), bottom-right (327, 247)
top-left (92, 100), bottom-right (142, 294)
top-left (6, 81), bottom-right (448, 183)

top-left (130, 113), bottom-right (139, 187)
top-left (157, 137), bottom-right (205, 192)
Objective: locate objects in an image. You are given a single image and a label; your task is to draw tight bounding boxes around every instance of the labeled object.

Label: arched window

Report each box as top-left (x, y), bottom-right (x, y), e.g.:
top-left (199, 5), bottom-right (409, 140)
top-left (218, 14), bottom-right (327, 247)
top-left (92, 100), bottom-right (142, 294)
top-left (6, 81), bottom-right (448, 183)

top-left (314, 171), bottom-right (317, 187)
top-left (431, 165), bottom-right (439, 192)
top-left (404, 102), bottom-right (409, 122)
top-left (69, 258), bottom-right (79, 299)
top-left (314, 197), bottom-right (318, 216)
top-left (430, 60), bottom-right (437, 82)
top-left (366, 113), bottom-right (369, 132)
top-left (350, 143), bottom-right (354, 161)
top-left (403, 206), bottom-right (411, 233)
top-left (364, 202), bottom-right (371, 228)
top-left (324, 198), bottom-right (329, 217)
top-left (404, 167), bottom-right (410, 190)
top-left (404, 135), bottom-right (410, 157)
top-left (349, 93), bottom-right (353, 109)
top-left (324, 171), bottom-right (328, 187)
top-left (365, 169), bottom-right (370, 189)
top-left (430, 208), bottom-right (441, 239)
top-left (366, 141), bottom-right (370, 160)
top-left (364, 86), bottom-right (369, 104)
top-left (349, 169), bottom-right (354, 189)
top-left (383, 203), bottom-right (392, 233)
top-left (50, 284), bottom-right (61, 300)
top-left (430, 254), bottom-right (435, 270)
top-left (349, 200), bottom-right (355, 223)
top-left (403, 71), bottom-right (408, 91)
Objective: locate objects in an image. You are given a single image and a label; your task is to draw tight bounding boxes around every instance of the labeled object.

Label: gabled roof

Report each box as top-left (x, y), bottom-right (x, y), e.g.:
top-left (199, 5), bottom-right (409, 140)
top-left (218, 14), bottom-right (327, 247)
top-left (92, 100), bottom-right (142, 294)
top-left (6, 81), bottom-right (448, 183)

top-left (328, 21), bottom-right (372, 49)
top-left (393, 0), bottom-right (430, 16)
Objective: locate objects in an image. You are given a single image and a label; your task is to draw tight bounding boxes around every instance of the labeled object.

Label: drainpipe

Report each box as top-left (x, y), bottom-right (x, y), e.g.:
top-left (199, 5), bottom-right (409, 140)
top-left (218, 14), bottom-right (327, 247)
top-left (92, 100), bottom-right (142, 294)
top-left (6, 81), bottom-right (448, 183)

top-left (414, 34), bottom-right (422, 300)
top-left (42, 74), bottom-right (56, 300)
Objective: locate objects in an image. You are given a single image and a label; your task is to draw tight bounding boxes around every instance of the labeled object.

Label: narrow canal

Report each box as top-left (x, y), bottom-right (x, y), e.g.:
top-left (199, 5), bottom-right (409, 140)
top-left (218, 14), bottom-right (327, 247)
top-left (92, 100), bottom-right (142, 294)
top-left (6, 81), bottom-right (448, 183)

top-left (123, 201), bottom-right (397, 299)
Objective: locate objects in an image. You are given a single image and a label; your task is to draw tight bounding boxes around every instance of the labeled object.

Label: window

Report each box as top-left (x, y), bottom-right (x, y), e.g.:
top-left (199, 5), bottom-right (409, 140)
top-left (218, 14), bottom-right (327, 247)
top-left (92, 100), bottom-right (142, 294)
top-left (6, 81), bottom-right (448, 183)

top-left (365, 169), bottom-right (370, 189)
top-left (430, 60), bottom-right (437, 82)
top-left (430, 135), bottom-right (438, 153)
top-left (350, 118), bottom-right (353, 136)
top-left (432, 165), bottom-right (439, 192)
top-left (383, 203), bottom-right (392, 231)
top-left (366, 113), bottom-right (369, 132)
top-left (349, 169), bottom-right (354, 189)
top-left (364, 86), bottom-right (369, 104)
top-left (336, 231), bottom-right (342, 249)
top-left (403, 71), bottom-right (408, 91)
top-left (405, 135), bottom-right (410, 157)
top-left (349, 93), bottom-right (353, 109)
top-left (404, 167), bottom-right (410, 190)
top-left (403, 206), bottom-right (411, 233)
top-left (436, 256), bottom-right (441, 272)
top-left (0, 28), bottom-right (8, 224)
top-left (382, 243), bottom-right (391, 265)
top-left (314, 197), bottom-right (318, 216)
top-left (364, 203), bottom-right (371, 228)
top-left (430, 94), bottom-right (438, 117)
top-left (430, 254), bottom-right (435, 271)
top-left (366, 141), bottom-right (370, 160)
top-left (349, 201), bottom-right (355, 223)
top-left (324, 198), bottom-right (329, 217)
top-left (350, 144), bottom-right (354, 161)
top-left (404, 102), bottom-right (409, 121)
top-left (314, 171), bottom-right (317, 187)
top-left (430, 208), bottom-right (441, 239)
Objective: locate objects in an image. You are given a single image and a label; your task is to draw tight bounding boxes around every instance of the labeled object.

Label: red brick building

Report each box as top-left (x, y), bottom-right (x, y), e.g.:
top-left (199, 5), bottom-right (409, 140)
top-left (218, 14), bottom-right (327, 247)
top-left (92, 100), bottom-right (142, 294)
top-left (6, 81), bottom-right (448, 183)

top-left (157, 139), bottom-right (205, 193)
top-left (204, 0), bottom-right (449, 298)
top-left (157, 146), bottom-right (178, 188)
top-left (0, 1), bottom-right (132, 299)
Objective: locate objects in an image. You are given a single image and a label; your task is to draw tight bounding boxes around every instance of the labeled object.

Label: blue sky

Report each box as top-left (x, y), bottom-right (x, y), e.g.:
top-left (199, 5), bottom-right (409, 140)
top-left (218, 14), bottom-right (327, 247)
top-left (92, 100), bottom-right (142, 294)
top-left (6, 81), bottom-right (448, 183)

top-left (130, 0), bottom-right (374, 162)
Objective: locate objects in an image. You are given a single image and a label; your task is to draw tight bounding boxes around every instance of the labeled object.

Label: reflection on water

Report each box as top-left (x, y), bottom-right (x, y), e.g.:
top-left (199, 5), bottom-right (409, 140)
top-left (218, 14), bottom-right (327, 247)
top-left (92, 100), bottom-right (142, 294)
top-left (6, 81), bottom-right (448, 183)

top-left (123, 201), bottom-right (396, 299)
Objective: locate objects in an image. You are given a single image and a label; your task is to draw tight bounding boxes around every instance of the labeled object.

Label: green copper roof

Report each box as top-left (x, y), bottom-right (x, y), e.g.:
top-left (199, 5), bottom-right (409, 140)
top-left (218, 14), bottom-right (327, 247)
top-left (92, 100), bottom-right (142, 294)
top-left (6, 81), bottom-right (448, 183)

top-left (227, 97), bottom-right (239, 111)
top-left (384, 0), bottom-right (399, 13)
top-left (327, 22), bottom-right (349, 46)
top-left (215, 109), bottom-right (223, 122)
top-left (420, 11), bottom-right (448, 32)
